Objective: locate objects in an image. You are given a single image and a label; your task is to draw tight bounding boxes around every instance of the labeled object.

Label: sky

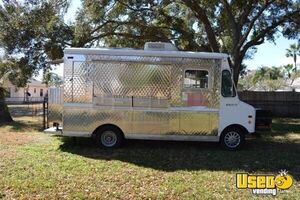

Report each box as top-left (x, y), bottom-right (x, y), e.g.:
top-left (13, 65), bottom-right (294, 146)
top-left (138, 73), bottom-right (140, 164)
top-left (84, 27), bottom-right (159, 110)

top-left (243, 37), bottom-right (297, 70)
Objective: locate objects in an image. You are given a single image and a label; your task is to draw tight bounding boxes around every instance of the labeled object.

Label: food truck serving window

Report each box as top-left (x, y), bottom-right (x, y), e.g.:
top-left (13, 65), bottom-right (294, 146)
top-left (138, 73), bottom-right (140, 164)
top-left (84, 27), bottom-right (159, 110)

top-left (184, 70), bottom-right (208, 89)
top-left (221, 70), bottom-right (236, 97)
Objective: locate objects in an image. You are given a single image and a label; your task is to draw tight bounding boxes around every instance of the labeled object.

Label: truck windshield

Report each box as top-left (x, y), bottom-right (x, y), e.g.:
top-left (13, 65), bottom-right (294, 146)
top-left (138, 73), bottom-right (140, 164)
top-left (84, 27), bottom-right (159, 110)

top-left (221, 70), bottom-right (236, 97)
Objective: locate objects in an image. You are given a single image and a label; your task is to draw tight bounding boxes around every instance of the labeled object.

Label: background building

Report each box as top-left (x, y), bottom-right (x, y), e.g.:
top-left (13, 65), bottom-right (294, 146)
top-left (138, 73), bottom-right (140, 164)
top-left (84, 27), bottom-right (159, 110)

top-left (4, 79), bottom-right (48, 103)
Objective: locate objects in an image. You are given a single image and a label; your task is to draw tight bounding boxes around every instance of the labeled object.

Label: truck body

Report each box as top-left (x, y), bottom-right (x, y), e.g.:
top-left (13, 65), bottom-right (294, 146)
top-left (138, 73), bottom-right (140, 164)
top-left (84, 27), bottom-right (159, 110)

top-left (45, 42), bottom-right (256, 150)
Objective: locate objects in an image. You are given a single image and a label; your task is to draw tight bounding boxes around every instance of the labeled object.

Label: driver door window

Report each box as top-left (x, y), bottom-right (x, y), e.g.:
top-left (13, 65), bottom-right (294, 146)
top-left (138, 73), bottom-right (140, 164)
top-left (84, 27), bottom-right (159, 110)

top-left (221, 70), bottom-right (236, 97)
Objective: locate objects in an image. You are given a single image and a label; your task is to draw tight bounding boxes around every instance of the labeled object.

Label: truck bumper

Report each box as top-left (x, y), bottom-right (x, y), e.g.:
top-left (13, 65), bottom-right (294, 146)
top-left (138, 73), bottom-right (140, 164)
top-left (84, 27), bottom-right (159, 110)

top-left (255, 109), bottom-right (272, 131)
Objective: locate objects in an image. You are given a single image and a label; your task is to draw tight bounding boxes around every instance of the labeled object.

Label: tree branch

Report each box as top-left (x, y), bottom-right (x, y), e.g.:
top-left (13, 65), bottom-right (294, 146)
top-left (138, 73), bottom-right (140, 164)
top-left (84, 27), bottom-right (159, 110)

top-left (181, 0), bottom-right (219, 52)
top-left (88, 20), bottom-right (124, 36)
top-left (238, 0), bottom-right (257, 29)
top-left (221, 0), bottom-right (240, 47)
top-left (241, 14), bottom-right (295, 57)
top-left (118, 0), bottom-right (154, 12)
top-left (238, 0), bottom-right (275, 50)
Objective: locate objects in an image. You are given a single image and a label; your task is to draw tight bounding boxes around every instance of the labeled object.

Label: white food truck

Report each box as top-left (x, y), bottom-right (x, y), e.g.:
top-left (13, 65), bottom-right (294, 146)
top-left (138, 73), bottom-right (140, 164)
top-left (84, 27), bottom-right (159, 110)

top-left (45, 42), bottom-right (256, 150)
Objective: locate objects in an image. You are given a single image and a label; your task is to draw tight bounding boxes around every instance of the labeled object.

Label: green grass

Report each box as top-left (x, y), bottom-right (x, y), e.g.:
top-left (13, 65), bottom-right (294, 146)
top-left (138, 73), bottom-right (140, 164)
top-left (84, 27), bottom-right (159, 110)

top-left (0, 117), bottom-right (300, 199)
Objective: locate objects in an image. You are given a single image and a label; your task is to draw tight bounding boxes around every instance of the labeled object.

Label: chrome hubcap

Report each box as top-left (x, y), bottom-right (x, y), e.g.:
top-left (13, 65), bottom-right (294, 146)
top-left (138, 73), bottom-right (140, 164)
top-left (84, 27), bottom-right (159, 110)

top-left (224, 131), bottom-right (241, 148)
top-left (101, 131), bottom-right (117, 147)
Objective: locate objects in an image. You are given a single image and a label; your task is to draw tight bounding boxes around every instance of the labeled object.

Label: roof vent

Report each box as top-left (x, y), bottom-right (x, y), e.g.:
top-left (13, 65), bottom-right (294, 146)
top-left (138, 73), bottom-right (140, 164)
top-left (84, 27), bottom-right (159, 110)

top-left (144, 42), bottom-right (178, 51)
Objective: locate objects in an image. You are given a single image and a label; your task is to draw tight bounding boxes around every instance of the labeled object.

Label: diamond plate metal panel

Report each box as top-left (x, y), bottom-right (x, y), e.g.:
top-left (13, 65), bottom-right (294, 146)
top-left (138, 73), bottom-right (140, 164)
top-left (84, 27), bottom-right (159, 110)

top-left (179, 111), bottom-right (211, 135)
top-left (63, 54), bottom-right (221, 109)
top-left (63, 107), bottom-right (218, 136)
top-left (62, 54), bottom-right (221, 136)
top-left (63, 106), bottom-right (132, 133)
top-left (210, 112), bottom-right (219, 135)
top-left (48, 88), bottom-right (63, 125)
top-left (90, 62), bottom-right (172, 100)
top-left (132, 110), bottom-right (179, 135)
top-left (48, 104), bottom-right (62, 125)
top-left (64, 60), bottom-right (73, 103)
top-left (72, 62), bottom-right (93, 103)
top-left (210, 59), bottom-right (222, 108)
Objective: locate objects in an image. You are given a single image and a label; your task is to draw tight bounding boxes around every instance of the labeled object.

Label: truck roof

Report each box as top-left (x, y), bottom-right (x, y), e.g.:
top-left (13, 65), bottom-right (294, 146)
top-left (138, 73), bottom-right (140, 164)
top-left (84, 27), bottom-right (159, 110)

top-left (64, 47), bottom-right (228, 60)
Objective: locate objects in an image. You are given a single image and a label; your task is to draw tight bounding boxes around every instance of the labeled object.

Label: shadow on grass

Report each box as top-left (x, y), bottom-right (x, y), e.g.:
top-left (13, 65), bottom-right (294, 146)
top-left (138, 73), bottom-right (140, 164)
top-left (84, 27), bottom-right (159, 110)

top-left (271, 118), bottom-right (300, 135)
top-left (59, 136), bottom-right (300, 181)
top-left (0, 116), bottom-right (43, 131)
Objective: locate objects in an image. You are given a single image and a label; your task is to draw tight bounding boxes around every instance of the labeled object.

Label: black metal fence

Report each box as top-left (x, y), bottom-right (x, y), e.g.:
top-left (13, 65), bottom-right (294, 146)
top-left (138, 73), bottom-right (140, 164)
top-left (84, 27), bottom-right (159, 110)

top-left (5, 97), bottom-right (45, 104)
top-left (5, 97), bottom-right (48, 129)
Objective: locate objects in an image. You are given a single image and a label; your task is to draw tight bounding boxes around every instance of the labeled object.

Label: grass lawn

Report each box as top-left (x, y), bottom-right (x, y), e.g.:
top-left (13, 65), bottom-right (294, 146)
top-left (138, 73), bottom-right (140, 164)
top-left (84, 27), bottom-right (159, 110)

top-left (0, 117), bottom-right (300, 199)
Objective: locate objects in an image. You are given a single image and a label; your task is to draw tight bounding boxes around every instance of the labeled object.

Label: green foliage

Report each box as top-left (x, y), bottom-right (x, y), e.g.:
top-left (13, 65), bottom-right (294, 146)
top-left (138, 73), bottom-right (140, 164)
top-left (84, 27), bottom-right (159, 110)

top-left (252, 67), bottom-right (269, 84)
top-left (263, 79), bottom-right (286, 91)
top-left (240, 66), bottom-right (287, 91)
top-left (253, 66), bottom-right (284, 83)
top-left (286, 43), bottom-right (300, 72)
top-left (0, 0), bottom-right (71, 121)
top-left (0, 57), bottom-right (32, 103)
top-left (0, 58), bottom-right (32, 87)
top-left (240, 62), bottom-right (300, 91)
top-left (269, 66), bottom-right (283, 80)
top-left (286, 44), bottom-right (300, 58)
top-left (0, 0), bottom-right (72, 84)
top-left (238, 71), bottom-right (254, 91)
top-left (43, 71), bottom-right (63, 87)
top-left (283, 64), bottom-right (294, 78)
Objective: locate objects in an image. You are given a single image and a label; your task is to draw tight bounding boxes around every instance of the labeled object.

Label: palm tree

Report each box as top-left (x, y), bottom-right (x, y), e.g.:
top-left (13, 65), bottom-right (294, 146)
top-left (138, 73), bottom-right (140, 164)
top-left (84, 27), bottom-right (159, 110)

top-left (286, 43), bottom-right (300, 73)
top-left (252, 66), bottom-right (268, 84)
top-left (283, 64), bottom-right (294, 79)
top-left (269, 66), bottom-right (283, 80)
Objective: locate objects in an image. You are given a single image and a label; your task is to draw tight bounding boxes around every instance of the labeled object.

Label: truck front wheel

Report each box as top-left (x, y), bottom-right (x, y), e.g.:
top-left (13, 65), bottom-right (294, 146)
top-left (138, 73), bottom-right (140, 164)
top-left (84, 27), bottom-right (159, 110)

top-left (94, 126), bottom-right (123, 148)
top-left (220, 127), bottom-right (245, 150)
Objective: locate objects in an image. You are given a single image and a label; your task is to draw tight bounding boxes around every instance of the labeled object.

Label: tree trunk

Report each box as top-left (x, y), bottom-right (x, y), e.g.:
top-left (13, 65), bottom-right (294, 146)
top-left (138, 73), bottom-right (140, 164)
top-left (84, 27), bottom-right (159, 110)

top-left (228, 56), bottom-right (242, 85)
top-left (294, 59), bottom-right (297, 75)
top-left (233, 64), bottom-right (240, 86)
top-left (0, 97), bottom-right (13, 124)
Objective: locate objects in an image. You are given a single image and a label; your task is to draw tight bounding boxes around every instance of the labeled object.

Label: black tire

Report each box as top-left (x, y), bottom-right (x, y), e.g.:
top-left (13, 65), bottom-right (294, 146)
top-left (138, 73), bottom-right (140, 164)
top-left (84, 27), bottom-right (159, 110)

top-left (94, 126), bottom-right (123, 148)
top-left (220, 127), bottom-right (245, 151)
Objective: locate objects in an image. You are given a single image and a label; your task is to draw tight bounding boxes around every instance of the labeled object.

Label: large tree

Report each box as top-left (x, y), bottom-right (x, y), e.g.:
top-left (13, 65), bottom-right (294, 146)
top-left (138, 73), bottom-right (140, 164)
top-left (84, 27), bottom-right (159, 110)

top-left (0, 0), bottom-right (71, 123)
top-left (73, 0), bottom-right (299, 83)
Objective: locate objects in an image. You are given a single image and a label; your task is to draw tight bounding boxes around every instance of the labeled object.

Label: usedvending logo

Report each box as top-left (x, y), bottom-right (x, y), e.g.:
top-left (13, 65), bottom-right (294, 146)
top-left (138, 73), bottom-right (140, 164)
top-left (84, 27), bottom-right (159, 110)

top-left (236, 170), bottom-right (293, 196)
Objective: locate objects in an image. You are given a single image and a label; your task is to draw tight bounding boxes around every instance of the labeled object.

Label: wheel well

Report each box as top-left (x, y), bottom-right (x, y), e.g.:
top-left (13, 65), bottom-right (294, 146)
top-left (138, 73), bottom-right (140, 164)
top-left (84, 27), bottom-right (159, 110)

top-left (221, 124), bottom-right (249, 135)
top-left (92, 124), bottom-right (124, 138)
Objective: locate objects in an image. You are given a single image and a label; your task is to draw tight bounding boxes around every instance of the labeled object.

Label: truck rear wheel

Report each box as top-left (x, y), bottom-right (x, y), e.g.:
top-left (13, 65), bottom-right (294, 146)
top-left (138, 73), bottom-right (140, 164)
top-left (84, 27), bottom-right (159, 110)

top-left (94, 126), bottom-right (123, 148)
top-left (220, 127), bottom-right (245, 150)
